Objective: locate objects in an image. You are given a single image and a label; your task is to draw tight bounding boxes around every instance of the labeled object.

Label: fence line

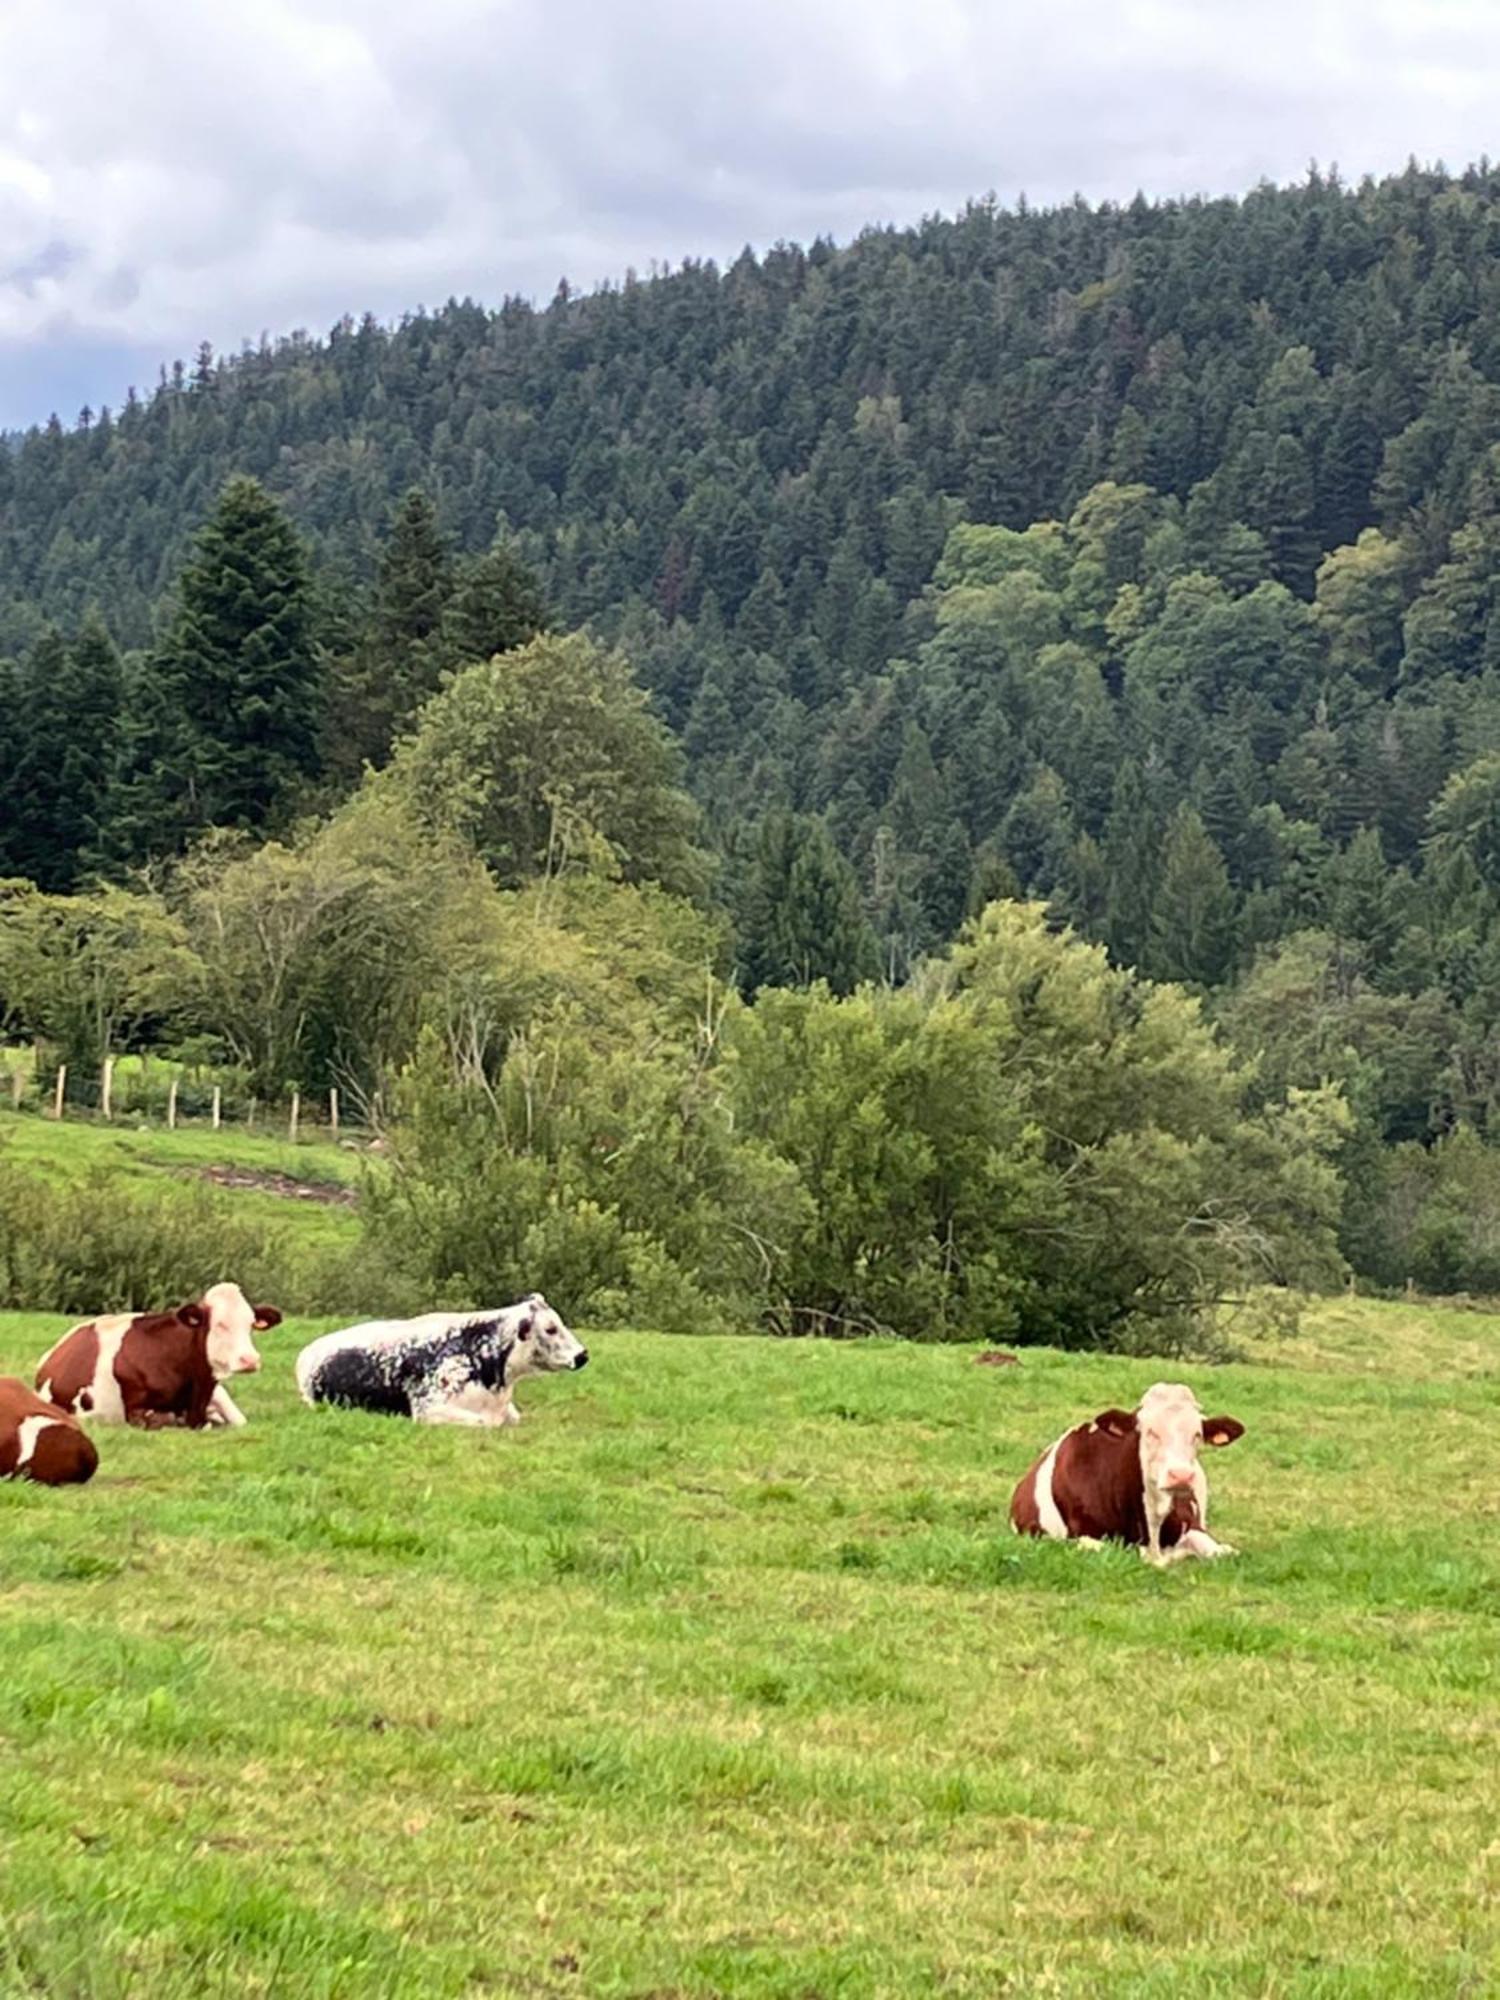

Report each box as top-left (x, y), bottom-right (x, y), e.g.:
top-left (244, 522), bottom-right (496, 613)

top-left (1, 1063), bottom-right (363, 1145)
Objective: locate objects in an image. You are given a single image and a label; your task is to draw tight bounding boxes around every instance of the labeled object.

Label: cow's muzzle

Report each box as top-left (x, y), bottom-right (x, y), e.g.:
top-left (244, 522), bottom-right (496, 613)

top-left (571, 1350), bottom-right (589, 1370)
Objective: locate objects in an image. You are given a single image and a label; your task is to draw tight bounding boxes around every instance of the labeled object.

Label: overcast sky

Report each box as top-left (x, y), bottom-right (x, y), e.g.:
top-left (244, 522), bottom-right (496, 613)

top-left (1, 0), bottom-right (1496, 430)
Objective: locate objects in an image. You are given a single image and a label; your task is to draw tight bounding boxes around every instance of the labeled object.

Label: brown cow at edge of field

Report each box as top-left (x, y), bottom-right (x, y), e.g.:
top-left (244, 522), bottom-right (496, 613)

top-left (35, 1282), bottom-right (282, 1431)
top-left (0, 1377), bottom-right (98, 1484)
top-left (1010, 1381), bottom-right (1245, 1565)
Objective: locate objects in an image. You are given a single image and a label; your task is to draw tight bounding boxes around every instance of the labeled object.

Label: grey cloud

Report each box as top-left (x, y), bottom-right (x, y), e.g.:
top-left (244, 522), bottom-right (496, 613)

top-left (2, 0), bottom-right (1500, 427)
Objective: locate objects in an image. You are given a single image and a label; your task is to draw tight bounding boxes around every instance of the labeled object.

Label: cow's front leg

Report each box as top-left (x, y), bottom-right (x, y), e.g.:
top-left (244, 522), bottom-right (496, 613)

top-left (409, 1396), bottom-right (492, 1427)
top-left (1180, 1527), bottom-right (1237, 1559)
top-left (500, 1396), bottom-right (522, 1426)
top-left (1143, 1529), bottom-right (1237, 1565)
top-left (206, 1385), bottom-right (248, 1428)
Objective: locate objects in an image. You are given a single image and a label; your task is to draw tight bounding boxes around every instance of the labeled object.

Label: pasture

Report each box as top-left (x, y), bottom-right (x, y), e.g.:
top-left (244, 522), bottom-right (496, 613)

top-left (0, 1300), bottom-right (1495, 1998)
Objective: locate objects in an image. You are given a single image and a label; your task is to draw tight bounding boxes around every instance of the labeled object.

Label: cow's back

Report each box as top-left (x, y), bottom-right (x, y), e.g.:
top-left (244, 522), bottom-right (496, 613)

top-left (1011, 1422), bottom-right (1150, 1545)
top-left (35, 1316), bottom-right (127, 1420)
top-left (297, 1314), bottom-right (504, 1416)
top-left (0, 1378), bottom-right (99, 1486)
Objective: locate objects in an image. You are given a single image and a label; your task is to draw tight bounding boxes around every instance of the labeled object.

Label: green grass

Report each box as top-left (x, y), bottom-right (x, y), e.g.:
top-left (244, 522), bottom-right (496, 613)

top-left (1, 1299), bottom-right (1496, 1997)
top-left (0, 1110), bottom-right (365, 1252)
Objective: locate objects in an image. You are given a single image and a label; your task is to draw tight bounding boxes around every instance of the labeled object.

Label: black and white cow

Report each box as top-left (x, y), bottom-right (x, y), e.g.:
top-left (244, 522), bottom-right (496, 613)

top-left (294, 1295), bottom-right (588, 1425)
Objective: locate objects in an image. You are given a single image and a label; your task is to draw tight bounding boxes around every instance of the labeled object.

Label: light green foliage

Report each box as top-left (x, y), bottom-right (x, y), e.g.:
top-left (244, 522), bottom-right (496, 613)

top-left (171, 795), bottom-right (503, 1099)
top-left (365, 875), bottom-right (783, 1328)
top-left (0, 1300), bottom-right (1494, 1996)
top-left (0, 882), bottom-right (197, 1080)
top-left (383, 900), bottom-right (1347, 1348)
top-left (379, 631), bottom-right (712, 900)
top-left (1312, 527), bottom-right (1410, 688)
top-left (0, 1113), bottom-right (379, 1312)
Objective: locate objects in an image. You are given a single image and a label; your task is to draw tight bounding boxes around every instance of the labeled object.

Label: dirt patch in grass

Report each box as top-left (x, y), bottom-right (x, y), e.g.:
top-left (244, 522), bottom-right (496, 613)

top-left (198, 1165), bottom-right (358, 1207)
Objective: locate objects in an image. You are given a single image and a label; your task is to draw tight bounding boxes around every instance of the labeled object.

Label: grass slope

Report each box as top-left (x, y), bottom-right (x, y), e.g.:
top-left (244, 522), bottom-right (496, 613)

top-left (0, 1302), bottom-right (1496, 1998)
top-left (0, 1111), bottom-right (363, 1252)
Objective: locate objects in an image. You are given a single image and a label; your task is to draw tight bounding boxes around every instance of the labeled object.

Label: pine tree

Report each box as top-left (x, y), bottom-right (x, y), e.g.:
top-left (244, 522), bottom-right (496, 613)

top-left (135, 477), bottom-right (321, 846)
top-left (442, 539), bottom-right (547, 665)
top-left (1150, 804), bottom-right (1238, 987)
top-left (4, 620), bottom-right (122, 889)
top-left (377, 489), bottom-right (454, 652)
top-left (738, 811), bottom-right (879, 996)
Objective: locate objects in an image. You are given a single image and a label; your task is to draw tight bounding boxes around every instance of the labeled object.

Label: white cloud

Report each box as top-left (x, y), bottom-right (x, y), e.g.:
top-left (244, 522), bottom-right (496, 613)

top-left (0, 0), bottom-right (1497, 424)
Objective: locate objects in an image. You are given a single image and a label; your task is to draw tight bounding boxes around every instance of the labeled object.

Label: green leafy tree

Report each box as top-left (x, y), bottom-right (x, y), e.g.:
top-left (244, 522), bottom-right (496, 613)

top-left (379, 631), bottom-right (712, 900)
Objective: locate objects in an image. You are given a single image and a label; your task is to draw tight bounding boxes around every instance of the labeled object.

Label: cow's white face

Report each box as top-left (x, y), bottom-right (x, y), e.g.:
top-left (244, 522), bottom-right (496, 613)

top-left (509, 1294), bottom-right (588, 1376)
top-left (1136, 1382), bottom-right (1243, 1512)
top-left (200, 1282), bottom-right (281, 1380)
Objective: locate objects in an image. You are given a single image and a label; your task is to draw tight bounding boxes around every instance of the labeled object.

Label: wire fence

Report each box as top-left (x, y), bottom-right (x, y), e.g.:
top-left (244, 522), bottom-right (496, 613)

top-left (0, 1054), bottom-right (370, 1146)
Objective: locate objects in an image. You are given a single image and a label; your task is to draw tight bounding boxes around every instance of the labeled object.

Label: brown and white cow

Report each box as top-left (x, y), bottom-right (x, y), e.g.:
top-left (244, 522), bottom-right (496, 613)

top-left (1010, 1381), bottom-right (1245, 1564)
top-left (35, 1282), bottom-right (281, 1432)
top-left (0, 1377), bottom-right (99, 1485)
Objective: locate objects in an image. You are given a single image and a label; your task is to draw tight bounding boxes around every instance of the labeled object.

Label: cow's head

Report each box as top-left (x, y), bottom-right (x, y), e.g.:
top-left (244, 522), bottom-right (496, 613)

top-left (510, 1293), bottom-right (588, 1374)
top-left (1123, 1382), bottom-right (1243, 1506)
top-left (199, 1281), bottom-right (281, 1379)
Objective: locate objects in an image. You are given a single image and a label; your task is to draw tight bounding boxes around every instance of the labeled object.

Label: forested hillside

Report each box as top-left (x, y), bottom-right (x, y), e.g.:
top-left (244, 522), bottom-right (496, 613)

top-left (10, 161), bottom-right (1500, 1318)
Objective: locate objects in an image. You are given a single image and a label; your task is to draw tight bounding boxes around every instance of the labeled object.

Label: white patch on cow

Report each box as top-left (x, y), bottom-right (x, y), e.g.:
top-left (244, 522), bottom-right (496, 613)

top-left (78, 1316), bottom-right (133, 1425)
top-left (1032, 1437), bottom-right (1069, 1540)
top-left (14, 1415), bottom-right (54, 1469)
top-left (1135, 1382), bottom-right (1225, 1561)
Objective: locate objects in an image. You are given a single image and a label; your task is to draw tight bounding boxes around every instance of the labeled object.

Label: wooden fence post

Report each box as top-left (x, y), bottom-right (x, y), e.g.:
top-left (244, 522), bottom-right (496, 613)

top-left (52, 1065), bottom-right (67, 1119)
top-left (167, 1078), bottom-right (179, 1130)
top-left (9, 1068), bottom-right (22, 1112)
top-left (212, 1086), bottom-right (222, 1131)
top-left (289, 1091), bottom-right (300, 1143)
top-left (101, 1056), bottom-right (114, 1121)
top-left (329, 1087), bottom-right (339, 1138)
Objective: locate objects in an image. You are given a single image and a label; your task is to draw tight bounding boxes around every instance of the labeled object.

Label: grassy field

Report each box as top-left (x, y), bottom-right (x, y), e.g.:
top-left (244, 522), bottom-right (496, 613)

top-left (1, 1299), bottom-right (1496, 1998)
top-left (0, 1111), bottom-right (364, 1252)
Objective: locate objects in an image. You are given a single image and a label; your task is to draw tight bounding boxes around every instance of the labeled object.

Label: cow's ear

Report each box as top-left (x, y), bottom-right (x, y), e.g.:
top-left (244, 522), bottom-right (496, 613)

top-left (252, 1305), bottom-right (282, 1331)
top-left (516, 1313), bottom-right (534, 1342)
top-left (1201, 1416), bottom-right (1244, 1447)
top-left (1091, 1409), bottom-right (1136, 1439)
top-left (178, 1304), bottom-right (208, 1332)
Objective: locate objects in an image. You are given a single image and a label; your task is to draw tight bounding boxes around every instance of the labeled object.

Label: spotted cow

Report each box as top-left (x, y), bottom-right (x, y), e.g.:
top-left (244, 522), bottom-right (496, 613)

top-left (0, 1377), bottom-right (99, 1485)
top-left (1010, 1381), bottom-right (1245, 1564)
top-left (36, 1282), bottom-right (281, 1431)
top-left (295, 1294), bottom-right (587, 1425)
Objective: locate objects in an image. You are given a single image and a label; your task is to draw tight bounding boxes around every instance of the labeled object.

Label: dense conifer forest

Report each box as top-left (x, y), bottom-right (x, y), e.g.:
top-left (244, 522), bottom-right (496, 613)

top-left (10, 161), bottom-right (1500, 1327)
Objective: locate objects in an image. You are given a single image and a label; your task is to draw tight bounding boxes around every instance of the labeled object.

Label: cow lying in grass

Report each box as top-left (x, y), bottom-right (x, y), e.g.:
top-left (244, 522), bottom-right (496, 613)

top-left (1010, 1381), bottom-right (1245, 1564)
top-left (0, 1377), bottom-right (98, 1485)
top-left (36, 1282), bottom-right (281, 1431)
top-left (294, 1294), bottom-right (588, 1425)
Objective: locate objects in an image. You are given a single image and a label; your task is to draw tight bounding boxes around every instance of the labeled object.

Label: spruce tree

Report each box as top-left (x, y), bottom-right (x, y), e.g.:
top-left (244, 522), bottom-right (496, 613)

top-left (323, 489), bottom-right (458, 780)
top-left (114, 478), bottom-right (320, 853)
top-left (1150, 804), bottom-right (1238, 987)
top-left (739, 810), bottom-right (879, 997)
top-left (442, 539), bottom-right (547, 665)
top-left (5, 620), bottom-right (122, 889)
top-left (182, 476), bottom-right (319, 825)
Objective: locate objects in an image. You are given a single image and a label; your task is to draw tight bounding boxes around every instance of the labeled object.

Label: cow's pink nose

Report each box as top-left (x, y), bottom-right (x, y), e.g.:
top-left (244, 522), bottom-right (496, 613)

top-left (1164, 1467), bottom-right (1196, 1490)
top-left (242, 1356), bottom-right (262, 1373)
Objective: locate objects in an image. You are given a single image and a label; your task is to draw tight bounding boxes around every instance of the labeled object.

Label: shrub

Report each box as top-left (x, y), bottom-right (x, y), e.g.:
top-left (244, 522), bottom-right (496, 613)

top-left (0, 1151), bottom-right (409, 1317)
